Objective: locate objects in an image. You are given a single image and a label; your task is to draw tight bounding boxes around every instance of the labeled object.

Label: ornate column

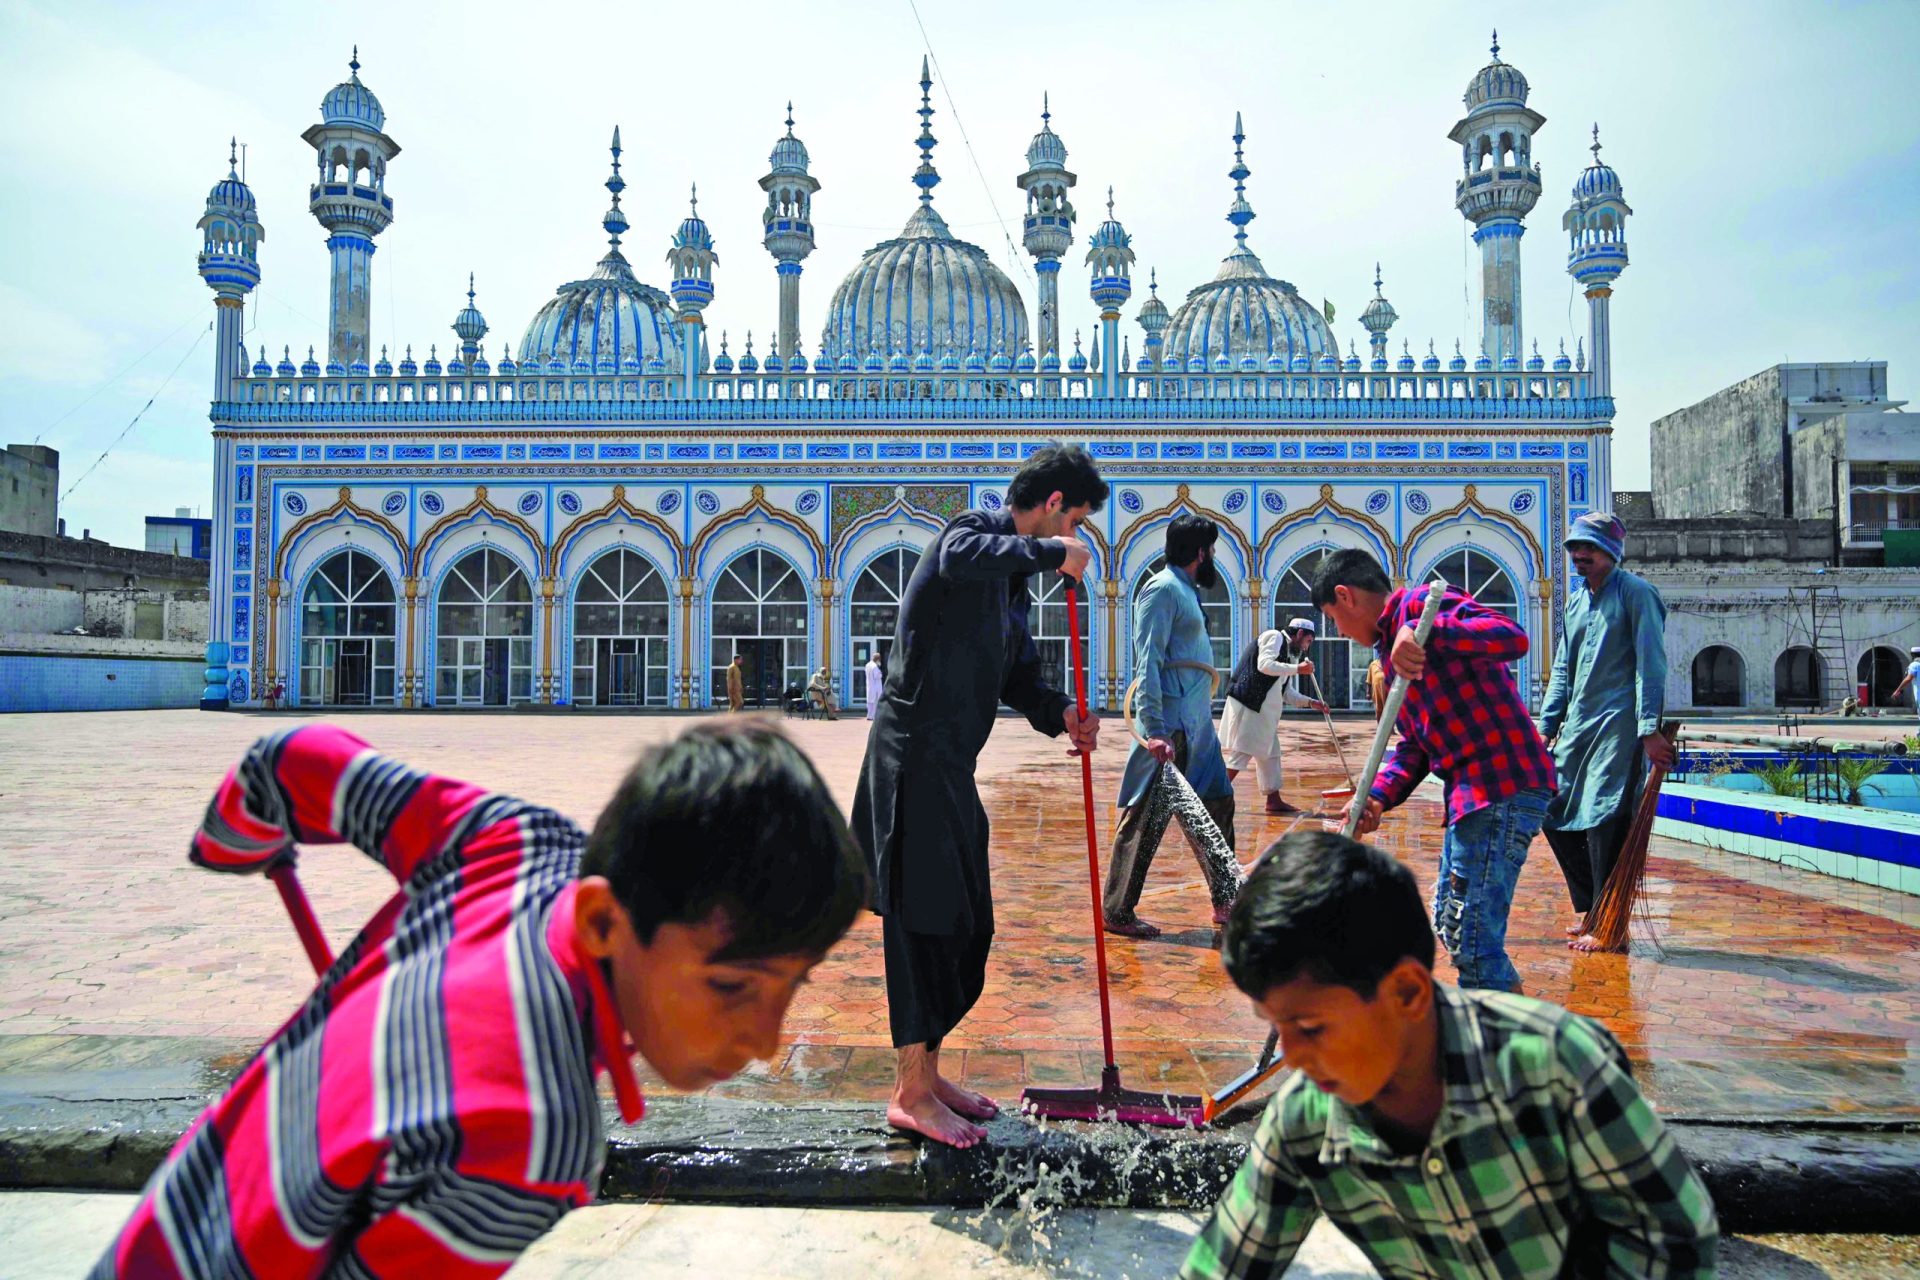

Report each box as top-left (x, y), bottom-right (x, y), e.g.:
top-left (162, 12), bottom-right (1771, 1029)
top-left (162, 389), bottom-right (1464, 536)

top-left (264, 577), bottom-right (287, 704)
top-left (677, 576), bottom-right (698, 709)
top-left (538, 575), bottom-right (558, 704)
top-left (401, 576), bottom-right (420, 708)
top-left (1101, 576), bottom-right (1121, 711)
top-left (1244, 576), bottom-right (1267, 651)
top-left (816, 576), bottom-right (840, 698)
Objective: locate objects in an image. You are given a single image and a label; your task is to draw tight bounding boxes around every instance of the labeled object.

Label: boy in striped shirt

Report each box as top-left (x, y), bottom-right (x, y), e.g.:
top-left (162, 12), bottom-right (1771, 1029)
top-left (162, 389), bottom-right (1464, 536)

top-left (94, 719), bottom-right (867, 1279)
top-left (1184, 832), bottom-right (1716, 1279)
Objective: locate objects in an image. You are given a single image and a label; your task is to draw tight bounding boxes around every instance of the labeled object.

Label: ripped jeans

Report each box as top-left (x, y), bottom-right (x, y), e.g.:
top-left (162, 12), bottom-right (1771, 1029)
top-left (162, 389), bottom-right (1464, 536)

top-left (1434, 787), bottom-right (1550, 991)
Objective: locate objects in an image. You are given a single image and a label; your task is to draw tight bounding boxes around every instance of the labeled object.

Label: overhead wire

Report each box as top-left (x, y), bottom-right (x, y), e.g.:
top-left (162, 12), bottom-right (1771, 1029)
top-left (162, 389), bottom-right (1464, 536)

top-left (59, 322), bottom-right (212, 504)
top-left (30, 305), bottom-right (206, 446)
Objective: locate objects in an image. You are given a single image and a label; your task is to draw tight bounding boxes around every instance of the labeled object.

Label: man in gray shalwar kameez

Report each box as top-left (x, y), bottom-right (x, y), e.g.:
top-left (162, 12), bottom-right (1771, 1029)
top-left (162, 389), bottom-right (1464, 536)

top-left (852, 445), bottom-right (1105, 1149)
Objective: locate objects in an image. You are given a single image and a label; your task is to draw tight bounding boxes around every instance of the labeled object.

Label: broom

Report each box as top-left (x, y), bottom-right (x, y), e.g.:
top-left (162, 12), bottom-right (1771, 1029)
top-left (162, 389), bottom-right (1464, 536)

top-left (1019, 573), bottom-right (1209, 1129)
top-left (1299, 665), bottom-right (1358, 804)
top-left (1574, 719), bottom-right (1680, 953)
top-left (1202, 579), bottom-right (1447, 1123)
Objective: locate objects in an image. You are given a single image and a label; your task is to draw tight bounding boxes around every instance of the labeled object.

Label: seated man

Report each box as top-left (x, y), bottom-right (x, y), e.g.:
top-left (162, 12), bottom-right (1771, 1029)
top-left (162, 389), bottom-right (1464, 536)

top-left (94, 720), bottom-right (867, 1278)
top-left (807, 666), bottom-right (839, 720)
top-left (1184, 830), bottom-right (1718, 1279)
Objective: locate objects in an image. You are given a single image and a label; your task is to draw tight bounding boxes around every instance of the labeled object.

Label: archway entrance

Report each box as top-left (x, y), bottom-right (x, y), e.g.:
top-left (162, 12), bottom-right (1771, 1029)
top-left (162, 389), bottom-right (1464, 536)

top-left (435, 548), bottom-right (534, 706)
top-left (1858, 646), bottom-right (1906, 708)
top-left (299, 549), bottom-right (396, 706)
top-left (849, 547), bottom-right (920, 710)
top-left (571, 548), bottom-right (671, 707)
top-left (1691, 646), bottom-right (1744, 708)
top-left (710, 549), bottom-right (809, 708)
top-left (1274, 547), bottom-right (1356, 709)
top-left (1775, 647), bottom-right (1822, 708)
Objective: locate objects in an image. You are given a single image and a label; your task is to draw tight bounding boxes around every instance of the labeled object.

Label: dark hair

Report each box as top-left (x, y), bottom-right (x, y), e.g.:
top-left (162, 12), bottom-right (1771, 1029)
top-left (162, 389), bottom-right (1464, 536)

top-left (1221, 830), bottom-right (1434, 999)
top-left (1309, 547), bottom-right (1391, 610)
top-left (1005, 442), bottom-right (1109, 514)
top-left (582, 720), bottom-right (868, 962)
top-left (1165, 512), bottom-right (1220, 568)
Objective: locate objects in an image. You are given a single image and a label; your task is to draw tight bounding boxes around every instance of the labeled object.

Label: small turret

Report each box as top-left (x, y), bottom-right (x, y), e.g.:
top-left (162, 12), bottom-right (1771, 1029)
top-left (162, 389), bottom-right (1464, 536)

top-left (761, 104), bottom-right (820, 362)
top-left (1086, 188), bottom-right (1134, 398)
top-left (451, 273), bottom-right (487, 361)
top-left (1564, 125), bottom-right (1631, 397)
top-left (197, 138), bottom-right (265, 399)
top-left (1358, 263), bottom-right (1399, 370)
top-left (1018, 94), bottom-right (1077, 365)
top-left (304, 48), bottom-right (399, 369)
top-left (668, 185), bottom-right (717, 399)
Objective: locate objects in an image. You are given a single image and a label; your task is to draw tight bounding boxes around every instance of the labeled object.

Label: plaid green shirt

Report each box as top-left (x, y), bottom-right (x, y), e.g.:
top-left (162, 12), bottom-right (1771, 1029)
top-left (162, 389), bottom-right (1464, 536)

top-left (1182, 988), bottom-right (1717, 1279)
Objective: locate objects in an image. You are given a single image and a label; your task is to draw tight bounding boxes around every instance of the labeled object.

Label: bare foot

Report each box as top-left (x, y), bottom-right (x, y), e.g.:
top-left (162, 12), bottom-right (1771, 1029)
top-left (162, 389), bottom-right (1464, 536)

top-left (1565, 918), bottom-right (1586, 938)
top-left (888, 1091), bottom-right (986, 1148)
top-left (1568, 932), bottom-right (1617, 954)
top-left (1265, 795), bottom-right (1301, 815)
top-left (935, 1076), bottom-right (999, 1120)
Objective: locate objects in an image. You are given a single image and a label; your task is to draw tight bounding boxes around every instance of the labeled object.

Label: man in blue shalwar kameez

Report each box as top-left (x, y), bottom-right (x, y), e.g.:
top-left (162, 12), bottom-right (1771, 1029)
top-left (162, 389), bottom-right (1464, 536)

top-left (1103, 514), bottom-right (1241, 938)
top-left (1538, 512), bottom-right (1675, 953)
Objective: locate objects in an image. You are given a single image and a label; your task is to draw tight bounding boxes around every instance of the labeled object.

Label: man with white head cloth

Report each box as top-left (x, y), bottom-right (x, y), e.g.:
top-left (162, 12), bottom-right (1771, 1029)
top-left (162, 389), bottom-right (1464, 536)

top-left (1218, 617), bottom-right (1329, 814)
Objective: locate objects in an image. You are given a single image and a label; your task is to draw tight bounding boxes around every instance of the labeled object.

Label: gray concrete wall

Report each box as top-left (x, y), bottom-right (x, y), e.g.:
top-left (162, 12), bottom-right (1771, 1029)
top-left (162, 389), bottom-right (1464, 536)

top-left (0, 584), bottom-right (84, 635)
top-left (0, 445), bottom-right (58, 538)
top-left (1789, 419), bottom-right (1845, 527)
top-left (0, 584), bottom-right (208, 643)
top-left (0, 531), bottom-right (210, 593)
top-left (1625, 517), bottom-right (1832, 565)
top-left (1650, 367), bottom-right (1788, 519)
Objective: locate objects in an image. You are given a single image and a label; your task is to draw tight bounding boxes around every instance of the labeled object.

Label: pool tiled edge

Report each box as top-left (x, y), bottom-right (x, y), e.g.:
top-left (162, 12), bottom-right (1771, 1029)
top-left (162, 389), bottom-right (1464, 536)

top-left (1655, 783), bottom-right (1920, 895)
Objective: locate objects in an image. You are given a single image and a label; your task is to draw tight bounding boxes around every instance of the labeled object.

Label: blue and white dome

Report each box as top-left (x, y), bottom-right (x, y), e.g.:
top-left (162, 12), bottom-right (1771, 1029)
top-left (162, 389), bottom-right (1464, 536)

top-left (1463, 32), bottom-right (1529, 110)
top-left (1572, 126), bottom-right (1624, 201)
top-left (819, 64), bottom-right (1028, 365)
top-left (769, 104), bottom-right (810, 174)
top-left (321, 49), bottom-right (386, 131)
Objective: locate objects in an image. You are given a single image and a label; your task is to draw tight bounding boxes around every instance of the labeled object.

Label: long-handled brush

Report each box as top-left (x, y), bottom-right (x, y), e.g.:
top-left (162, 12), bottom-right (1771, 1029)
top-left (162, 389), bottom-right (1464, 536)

top-left (268, 856), bottom-right (334, 975)
top-left (1300, 666), bottom-right (1358, 805)
top-left (1575, 719), bottom-right (1680, 953)
top-left (1202, 580), bottom-right (1447, 1123)
top-left (1020, 574), bottom-right (1207, 1129)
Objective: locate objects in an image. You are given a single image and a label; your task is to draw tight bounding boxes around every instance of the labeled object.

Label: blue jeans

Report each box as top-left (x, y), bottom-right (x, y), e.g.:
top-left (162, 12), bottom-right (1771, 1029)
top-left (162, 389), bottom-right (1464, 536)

top-left (1434, 787), bottom-right (1550, 990)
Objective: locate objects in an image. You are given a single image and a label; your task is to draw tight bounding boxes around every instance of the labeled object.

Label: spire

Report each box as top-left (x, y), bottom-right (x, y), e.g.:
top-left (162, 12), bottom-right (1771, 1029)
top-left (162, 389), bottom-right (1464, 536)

top-left (227, 137), bottom-right (238, 176)
top-left (1590, 122), bottom-right (1603, 163)
top-left (1106, 185), bottom-right (1115, 219)
top-left (913, 56), bottom-right (940, 206)
top-left (1489, 29), bottom-right (1500, 62)
top-left (785, 102), bottom-right (795, 136)
top-left (467, 272), bottom-right (475, 305)
top-left (1227, 112), bottom-right (1255, 250)
top-left (1042, 91), bottom-right (1050, 127)
top-left (690, 181), bottom-right (698, 216)
top-left (1373, 262), bottom-right (1384, 296)
top-left (349, 45), bottom-right (361, 80)
top-left (603, 126), bottom-right (629, 255)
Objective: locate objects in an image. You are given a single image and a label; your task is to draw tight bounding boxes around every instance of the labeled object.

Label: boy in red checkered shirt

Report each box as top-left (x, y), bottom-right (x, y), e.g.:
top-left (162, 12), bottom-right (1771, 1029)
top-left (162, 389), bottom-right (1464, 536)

top-left (1311, 549), bottom-right (1556, 993)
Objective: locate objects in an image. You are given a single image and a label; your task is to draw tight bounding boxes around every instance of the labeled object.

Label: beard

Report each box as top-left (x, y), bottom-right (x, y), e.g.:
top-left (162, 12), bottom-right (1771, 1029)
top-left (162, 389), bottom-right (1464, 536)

top-left (1193, 553), bottom-right (1220, 591)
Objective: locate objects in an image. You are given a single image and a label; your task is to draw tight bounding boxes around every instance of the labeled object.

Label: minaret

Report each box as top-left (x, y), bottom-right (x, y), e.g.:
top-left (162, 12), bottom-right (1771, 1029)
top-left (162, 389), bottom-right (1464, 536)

top-left (1018, 94), bottom-right (1077, 367)
top-left (1447, 32), bottom-right (1542, 368)
top-left (1563, 125), bottom-right (1631, 399)
top-left (1359, 264), bottom-right (1399, 370)
top-left (761, 104), bottom-right (819, 363)
top-left (197, 139), bottom-right (265, 400)
top-left (1086, 189), bottom-right (1134, 399)
top-left (1137, 268), bottom-right (1170, 390)
top-left (451, 273), bottom-right (487, 364)
top-left (912, 56), bottom-right (940, 211)
top-left (668, 185), bottom-right (717, 400)
top-left (302, 48), bottom-right (398, 369)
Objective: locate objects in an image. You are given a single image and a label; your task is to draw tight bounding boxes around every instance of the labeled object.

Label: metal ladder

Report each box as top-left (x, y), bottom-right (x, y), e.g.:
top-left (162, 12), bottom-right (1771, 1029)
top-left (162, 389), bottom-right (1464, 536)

top-left (1799, 583), bottom-right (1850, 712)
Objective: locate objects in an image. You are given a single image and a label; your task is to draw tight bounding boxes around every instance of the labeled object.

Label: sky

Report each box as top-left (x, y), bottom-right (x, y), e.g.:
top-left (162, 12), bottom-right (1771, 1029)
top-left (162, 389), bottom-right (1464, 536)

top-left (3, 0), bottom-right (1917, 549)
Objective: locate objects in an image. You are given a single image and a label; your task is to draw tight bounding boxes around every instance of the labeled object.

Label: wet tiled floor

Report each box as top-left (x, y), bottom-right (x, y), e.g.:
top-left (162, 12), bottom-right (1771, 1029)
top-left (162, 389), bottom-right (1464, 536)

top-left (1, 711), bottom-right (1916, 1118)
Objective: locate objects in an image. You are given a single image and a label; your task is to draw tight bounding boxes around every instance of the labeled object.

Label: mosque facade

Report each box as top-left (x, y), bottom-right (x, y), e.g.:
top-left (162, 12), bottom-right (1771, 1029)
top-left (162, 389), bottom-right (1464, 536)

top-left (194, 38), bottom-right (1633, 714)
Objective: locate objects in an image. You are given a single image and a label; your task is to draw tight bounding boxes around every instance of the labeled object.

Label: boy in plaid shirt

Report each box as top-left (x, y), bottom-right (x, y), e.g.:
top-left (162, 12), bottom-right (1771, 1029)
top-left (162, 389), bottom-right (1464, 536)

top-left (1312, 549), bottom-right (1556, 992)
top-left (1183, 832), bottom-right (1717, 1279)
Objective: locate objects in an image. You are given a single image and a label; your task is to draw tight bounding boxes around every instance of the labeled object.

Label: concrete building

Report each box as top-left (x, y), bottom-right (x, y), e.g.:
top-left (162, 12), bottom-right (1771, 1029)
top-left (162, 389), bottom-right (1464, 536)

top-left (0, 445), bottom-right (58, 537)
top-left (145, 510), bottom-right (213, 560)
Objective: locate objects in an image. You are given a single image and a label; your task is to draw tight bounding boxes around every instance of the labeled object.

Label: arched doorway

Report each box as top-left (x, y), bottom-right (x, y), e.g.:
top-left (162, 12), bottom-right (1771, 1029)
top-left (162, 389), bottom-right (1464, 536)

top-left (1858, 646), bottom-right (1906, 708)
top-left (1274, 547), bottom-right (1358, 709)
top-left (1691, 646), bottom-right (1744, 708)
top-left (571, 548), bottom-right (671, 707)
top-left (848, 547), bottom-right (921, 710)
top-left (1774, 646), bottom-right (1822, 708)
top-left (298, 548), bottom-right (396, 706)
top-left (1028, 570), bottom-right (1091, 697)
top-left (435, 548), bottom-right (534, 706)
top-left (1133, 553), bottom-right (1234, 699)
top-left (710, 548), bottom-right (809, 708)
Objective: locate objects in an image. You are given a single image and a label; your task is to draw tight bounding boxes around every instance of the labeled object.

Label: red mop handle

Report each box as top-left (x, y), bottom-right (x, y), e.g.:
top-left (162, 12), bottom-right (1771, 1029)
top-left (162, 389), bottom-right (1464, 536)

top-left (1063, 578), bottom-right (1118, 1071)
top-left (267, 858), bottom-right (335, 976)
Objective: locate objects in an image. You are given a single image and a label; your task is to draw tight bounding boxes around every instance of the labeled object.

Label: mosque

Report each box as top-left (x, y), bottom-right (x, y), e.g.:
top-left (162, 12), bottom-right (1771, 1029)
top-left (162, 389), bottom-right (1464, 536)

top-left (194, 37), bottom-right (1633, 713)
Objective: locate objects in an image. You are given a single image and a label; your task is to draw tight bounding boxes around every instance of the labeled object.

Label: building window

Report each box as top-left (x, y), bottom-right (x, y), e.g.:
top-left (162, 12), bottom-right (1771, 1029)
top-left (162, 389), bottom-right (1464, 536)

top-left (849, 548), bottom-right (921, 709)
top-left (435, 548), bottom-right (534, 706)
top-left (709, 549), bottom-right (809, 709)
top-left (1134, 553), bottom-right (1233, 699)
top-left (300, 549), bottom-right (397, 706)
top-left (1274, 547), bottom-right (1365, 710)
top-left (1858, 646), bottom-right (1907, 707)
top-left (1690, 645), bottom-right (1743, 708)
top-left (571, 548), bottom-right (670, 707)
top-left (1029, 569), bottom-right (1092, 698)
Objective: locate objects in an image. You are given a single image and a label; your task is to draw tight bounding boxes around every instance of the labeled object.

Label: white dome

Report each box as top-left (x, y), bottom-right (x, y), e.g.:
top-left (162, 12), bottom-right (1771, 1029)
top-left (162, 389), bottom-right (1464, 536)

top-left (1164, 248), bottom-right (1334, 371)
top-left (819, 206), bottom-right (1028, 363)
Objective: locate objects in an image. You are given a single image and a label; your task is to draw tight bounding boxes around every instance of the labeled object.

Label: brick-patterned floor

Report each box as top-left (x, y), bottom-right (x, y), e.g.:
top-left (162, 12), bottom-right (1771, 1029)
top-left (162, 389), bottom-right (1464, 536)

top-left (1, 710), bottom-right (1915, 1118)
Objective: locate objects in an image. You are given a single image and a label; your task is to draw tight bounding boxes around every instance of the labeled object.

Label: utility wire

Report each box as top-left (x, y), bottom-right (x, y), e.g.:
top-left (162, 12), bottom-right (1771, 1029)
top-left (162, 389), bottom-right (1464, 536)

top-left (31, 305), bottom-right (205, 445)
top-left (904, 0), bottom-right (1031, 283)
top-left (60, 322), bottom-right (211, 504)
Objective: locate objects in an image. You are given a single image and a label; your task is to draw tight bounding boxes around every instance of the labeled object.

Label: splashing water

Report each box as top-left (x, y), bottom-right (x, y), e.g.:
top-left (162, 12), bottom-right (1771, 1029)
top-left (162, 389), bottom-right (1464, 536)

top-left (1140, 761), bottom-right (1243, 909)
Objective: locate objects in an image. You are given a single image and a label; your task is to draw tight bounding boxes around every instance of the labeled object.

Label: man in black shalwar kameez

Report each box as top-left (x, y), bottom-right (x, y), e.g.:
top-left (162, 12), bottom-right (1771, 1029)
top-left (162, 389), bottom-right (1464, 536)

top-left (853, 444), bottom-right (1106, 1148)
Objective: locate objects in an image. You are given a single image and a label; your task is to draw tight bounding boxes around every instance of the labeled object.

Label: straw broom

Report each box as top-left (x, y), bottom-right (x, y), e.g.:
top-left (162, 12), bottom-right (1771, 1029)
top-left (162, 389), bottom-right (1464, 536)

top-left (1576, 720), bottom-right (1679, 953)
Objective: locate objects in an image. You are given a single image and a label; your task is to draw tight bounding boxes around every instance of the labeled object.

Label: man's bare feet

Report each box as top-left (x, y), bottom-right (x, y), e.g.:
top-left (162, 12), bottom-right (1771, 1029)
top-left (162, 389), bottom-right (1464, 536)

top-left (1565, 918), bottom-right (1587, 938)
top-left (1568, 932), bottom-right (1617, 953)
top-left (934, 1076), bottom-right (999, 1120)
top-left (888, 1090), bottom-right (986, 1148)
top-left (1264, 793), bottom-right (1300, 815)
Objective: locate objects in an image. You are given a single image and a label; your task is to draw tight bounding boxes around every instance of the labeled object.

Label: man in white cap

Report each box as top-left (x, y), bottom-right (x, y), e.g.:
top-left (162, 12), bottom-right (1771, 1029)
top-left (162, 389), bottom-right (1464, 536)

top-left (1891, 645), bottom-right (1920, 723)
top-left (1218, 617), bottom-right (1329, 814)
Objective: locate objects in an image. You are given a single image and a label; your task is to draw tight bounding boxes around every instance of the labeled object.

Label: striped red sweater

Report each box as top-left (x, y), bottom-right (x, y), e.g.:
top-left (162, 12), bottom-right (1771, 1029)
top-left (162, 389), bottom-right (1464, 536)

top-left (93, 725), bottom-right (642, 1279)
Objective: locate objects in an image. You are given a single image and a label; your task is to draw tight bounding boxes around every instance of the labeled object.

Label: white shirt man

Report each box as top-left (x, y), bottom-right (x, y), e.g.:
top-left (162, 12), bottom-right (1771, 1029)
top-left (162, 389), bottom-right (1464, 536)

top-left (865, 655), bottom-right (884, 721)
top-left (1218, 618), bottom-right (1329, 814)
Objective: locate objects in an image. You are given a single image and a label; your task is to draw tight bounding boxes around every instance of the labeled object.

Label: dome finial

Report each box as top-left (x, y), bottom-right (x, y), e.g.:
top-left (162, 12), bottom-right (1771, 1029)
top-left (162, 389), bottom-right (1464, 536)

top-left (1489, 29), bottom-right (1500, 61)
top-left (1373, 262), bottom-right (1383, 295)
top-left (785, 102), bottom-right (795, 136)
top-left (227, 137), bottom-right (239, 176)
top-left (1149, 266), bottom-right (1158, 296)
top-left (689, 181), bottom-right (698, 215)
top-left (603, 125), bottom-right (628, 254)
top-left (1590, 122), bottom-right (1603, 162)
top-left (1226, 112), bottom-right (1256, 250)
top-left (1106, 185), bottom-right (1115, 219)
top-left (349, 45), bottom-right (361, 78)
top-left (467, 272), bottom-right (475, 304)
top-left (914, 57), bottom-right (940, 206)
top-left (1042, 91), bottom-right (1050, 126)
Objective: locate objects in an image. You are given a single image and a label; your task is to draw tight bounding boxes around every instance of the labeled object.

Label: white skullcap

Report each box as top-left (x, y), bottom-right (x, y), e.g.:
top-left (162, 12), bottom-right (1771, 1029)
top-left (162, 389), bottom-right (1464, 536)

top-left (1286, 616), bottom-right (1318, 634)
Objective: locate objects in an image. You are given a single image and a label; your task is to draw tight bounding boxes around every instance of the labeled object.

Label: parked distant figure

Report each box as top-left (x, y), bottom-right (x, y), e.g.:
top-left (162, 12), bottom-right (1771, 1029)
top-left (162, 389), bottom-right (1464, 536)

top-left (865, 654), bottom-right (884, 721)
top-left (727, 653), bottom-right (746, 712)
top-left (808, 667), bottom-right (839, 720)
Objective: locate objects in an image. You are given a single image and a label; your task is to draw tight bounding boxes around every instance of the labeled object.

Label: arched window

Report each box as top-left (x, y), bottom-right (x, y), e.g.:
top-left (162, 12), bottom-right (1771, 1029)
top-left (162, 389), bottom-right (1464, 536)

top-left (1425, 547), bottom-right (1520, 624)
top-left (1774, 647), bottom-right (1823, 708)
top-left (710, 549), bottom-right (809, 708)
top-left (299, 549), bottom-right (396, 706)
top-left (1858, 646), bottom-right (1907, 707)
top-left (1691, 646), bottom-right (1744, 708)
top-left (571, 548), bottom-right (670, 707)
top-left (435, 548), bottom-right (534, 706)
top-left (1028, 569), bottom-right (1092, 697)
top-left (849, 548), bottom-right (922, 709)
top-left (1133, 553), bottom-right (1233, 697)
top-left (1274, 547), bottom-right (1361, 709)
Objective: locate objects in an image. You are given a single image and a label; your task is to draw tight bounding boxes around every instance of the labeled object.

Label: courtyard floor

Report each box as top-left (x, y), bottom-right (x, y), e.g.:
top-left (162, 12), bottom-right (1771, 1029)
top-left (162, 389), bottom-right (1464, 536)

top-left (0, 709), bottom-right (1916, 1120)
